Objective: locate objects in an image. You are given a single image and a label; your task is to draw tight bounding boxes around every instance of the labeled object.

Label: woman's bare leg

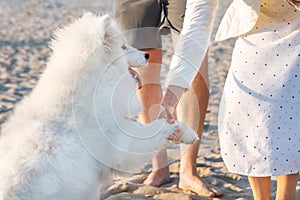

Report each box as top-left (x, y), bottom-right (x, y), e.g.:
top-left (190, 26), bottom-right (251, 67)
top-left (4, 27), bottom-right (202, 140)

top-left (135, 48), bottom-right (171, 186)
top-left (248, 176), bottom-right (272, 200)
top-left (176, 54), bottom-right (223, 197)
top-left (276, 173), bottom-right (299, 200)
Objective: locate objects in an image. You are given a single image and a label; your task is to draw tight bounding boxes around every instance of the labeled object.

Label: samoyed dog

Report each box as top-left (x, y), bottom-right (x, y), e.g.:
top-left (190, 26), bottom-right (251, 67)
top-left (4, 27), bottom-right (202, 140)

top-left (0, 13), bottom-right (198, 200)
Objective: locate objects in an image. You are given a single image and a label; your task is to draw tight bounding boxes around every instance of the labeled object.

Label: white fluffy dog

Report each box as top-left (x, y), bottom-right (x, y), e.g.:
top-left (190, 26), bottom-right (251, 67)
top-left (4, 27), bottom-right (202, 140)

top-left (0, 13), bottom-right (198, 200)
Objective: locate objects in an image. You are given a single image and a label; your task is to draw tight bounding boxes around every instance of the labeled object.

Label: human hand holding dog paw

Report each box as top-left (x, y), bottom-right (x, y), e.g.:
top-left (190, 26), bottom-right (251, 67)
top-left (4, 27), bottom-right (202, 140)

top-left (162, 85), bottom-right (199, 144)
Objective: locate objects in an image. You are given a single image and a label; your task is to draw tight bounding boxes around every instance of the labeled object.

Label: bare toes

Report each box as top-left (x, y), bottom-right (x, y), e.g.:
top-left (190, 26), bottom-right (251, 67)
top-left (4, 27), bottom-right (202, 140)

top-left (181, 185), bottom-right (215, 197)
top-left (179, 174), bottom-right (223, 198)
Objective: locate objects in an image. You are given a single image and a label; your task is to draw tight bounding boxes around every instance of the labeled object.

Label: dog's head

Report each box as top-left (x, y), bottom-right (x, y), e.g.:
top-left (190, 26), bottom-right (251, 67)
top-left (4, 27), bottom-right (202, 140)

top-left (50, 13), bottom-right (149, 74)
top-left (97, 14), bottom-right (150, 67)
top-left (96, 14), bottom-right (148, 87)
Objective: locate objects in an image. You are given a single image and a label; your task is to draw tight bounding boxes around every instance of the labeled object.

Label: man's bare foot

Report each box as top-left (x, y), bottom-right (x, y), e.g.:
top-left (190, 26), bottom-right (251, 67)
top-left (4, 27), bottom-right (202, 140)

top-left (179, 172), bottom-right (223, 197)
top-left (143, 167), bottom-right (171, 187)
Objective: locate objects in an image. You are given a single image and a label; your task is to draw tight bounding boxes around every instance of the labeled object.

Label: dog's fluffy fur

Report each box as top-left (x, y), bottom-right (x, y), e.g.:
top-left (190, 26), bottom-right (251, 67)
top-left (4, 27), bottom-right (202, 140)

top-left (0, 13), bottom-right (198, 200)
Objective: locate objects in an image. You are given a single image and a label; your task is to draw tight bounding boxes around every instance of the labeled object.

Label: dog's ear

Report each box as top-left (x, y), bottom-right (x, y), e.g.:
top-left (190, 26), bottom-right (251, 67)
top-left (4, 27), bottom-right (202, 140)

top-left (100, 14), bottom-right (112, 42)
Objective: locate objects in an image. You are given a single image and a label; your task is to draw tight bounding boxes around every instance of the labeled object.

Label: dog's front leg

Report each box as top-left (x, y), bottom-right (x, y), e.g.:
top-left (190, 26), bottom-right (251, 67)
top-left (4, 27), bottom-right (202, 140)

top-left (144, 119), bottom-right (199, 144)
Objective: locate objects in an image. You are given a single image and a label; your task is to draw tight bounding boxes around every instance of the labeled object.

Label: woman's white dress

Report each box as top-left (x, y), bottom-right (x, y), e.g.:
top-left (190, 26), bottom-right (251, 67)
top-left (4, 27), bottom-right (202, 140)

top-left (218, 0), bottom-right (300, 176)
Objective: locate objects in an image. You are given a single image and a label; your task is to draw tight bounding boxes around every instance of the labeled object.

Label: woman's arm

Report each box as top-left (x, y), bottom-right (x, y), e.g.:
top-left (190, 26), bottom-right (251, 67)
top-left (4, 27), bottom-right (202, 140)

top-left (163, 0), bottom-right (218, 121)
top-left (165, 0), bottom-right (218, 90)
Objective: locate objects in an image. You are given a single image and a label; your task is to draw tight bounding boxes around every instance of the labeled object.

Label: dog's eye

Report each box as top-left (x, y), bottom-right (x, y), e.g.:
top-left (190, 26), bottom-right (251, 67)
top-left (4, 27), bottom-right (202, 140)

top-left (121, 44), bottom-right (127, 50)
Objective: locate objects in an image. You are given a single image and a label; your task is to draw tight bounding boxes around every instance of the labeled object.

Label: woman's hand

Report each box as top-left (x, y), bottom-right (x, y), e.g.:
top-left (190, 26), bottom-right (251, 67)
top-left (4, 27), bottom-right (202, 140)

top-left (161, 85), bottom-right (186, 123)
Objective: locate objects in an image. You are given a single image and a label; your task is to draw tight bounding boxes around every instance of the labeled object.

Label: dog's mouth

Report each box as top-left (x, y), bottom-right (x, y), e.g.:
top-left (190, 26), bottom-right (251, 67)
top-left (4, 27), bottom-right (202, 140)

top-left (128, 67), bottom-right (142, 89)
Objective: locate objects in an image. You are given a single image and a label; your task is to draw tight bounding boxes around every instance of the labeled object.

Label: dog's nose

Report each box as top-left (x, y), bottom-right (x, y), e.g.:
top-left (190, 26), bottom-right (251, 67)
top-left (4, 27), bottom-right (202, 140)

top-left (145, 53), bottom-right (150, 60)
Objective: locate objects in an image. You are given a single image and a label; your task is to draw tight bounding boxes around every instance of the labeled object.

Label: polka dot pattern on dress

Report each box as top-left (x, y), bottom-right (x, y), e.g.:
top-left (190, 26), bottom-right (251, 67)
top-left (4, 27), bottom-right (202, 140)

top-left (218, 0), bottom-right (300, 176)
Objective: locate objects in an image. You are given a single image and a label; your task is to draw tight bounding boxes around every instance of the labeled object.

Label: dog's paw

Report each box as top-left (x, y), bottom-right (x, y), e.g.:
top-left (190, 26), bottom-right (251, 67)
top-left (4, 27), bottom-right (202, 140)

top-left (176, 123), bottom-right (199, 144)
top-left (167, 124), bottom-right (199, 144)
top-left (167, 125), bottom-right (183, 144)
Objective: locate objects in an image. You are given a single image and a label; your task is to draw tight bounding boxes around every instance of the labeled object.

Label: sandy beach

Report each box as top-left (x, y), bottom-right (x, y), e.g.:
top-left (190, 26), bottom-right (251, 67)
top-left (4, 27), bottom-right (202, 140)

top-left (0, 0), bottom-right (299, 199)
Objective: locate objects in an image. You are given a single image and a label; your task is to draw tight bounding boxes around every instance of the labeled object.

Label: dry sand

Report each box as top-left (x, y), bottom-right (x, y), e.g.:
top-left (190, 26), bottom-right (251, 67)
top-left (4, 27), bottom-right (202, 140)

top-left (0, 0), bottom-right (299, 199)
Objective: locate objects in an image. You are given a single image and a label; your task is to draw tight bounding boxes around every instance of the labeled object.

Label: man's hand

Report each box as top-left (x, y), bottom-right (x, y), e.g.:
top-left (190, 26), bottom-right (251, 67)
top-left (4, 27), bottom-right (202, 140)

top-left (161, 85), bottom-right (186, 124)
